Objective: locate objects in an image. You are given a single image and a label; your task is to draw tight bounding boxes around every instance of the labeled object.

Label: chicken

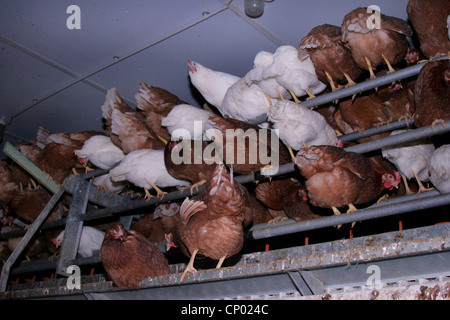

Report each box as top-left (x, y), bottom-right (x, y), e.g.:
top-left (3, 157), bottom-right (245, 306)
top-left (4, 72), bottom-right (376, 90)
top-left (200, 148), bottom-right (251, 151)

top-left (0, 159), bottom-right (19, 203)
top-left (2, 225), bottom-right (47, 260)
top-left (341, 7), bottom-right (413, 78)
top-left (220, 77), bottom-right (274, 122)
top-left (298, 24), bottom-right (363, 90)
top-left (130, 213), bottom-right (166, 245)
top-left (100, 222), bottom-right (170, 289)
top-left (110, 107), bottom-right (165, 153)
top-left (74, 135), bottom-right (125, 170)
top-left (135, 82), bottom-right (187, 141)
top-left (204, 113), bottom-right (292, 175)
top-left (255, 177), bottom-right (322, 222)
top-left (294, 146), bottom-right (401, 218)
top-left (268, 100), bottom-right (340, 151)
top-left (188, 59), bottom-right (240, 110)
top-left (413, 59), bottom-right (450, 128)
top-left (407, 0), bottom-right (450, 58)
top-left (178, 164), bottom-right (246, 282)
top-left (244, 50), bottom-right (290, 99)
top-left (34, 142), bottom-right (79, 183)
top-left (36, 126), bottom-right (103, 150)
top-left (429, 144), bottom-right (450, 193)
top-left (381, 131), bottom-right (435, 194)
top-left (161, 104), bottom-right (211, 141)
top-left (92, 173), bottom-right (127, 193)
top-left (164, 139), bottom-right (217, 193)
top-left (337, 94), bottom-right (391, 139)
top-left (53, 226), bottom-right (105, 258)
top-left (152, 202), bottom-right (186, 253)
top-left (405, 48), bottom-right (424, 66)
top-left (7, 189), bottom-right (64, 224)
top-left (101, 87), bottom-right (146, 150)
top-left (262, 45), bottom-right (326, 100)
top-left (109, 148), bottom-right (189, 199)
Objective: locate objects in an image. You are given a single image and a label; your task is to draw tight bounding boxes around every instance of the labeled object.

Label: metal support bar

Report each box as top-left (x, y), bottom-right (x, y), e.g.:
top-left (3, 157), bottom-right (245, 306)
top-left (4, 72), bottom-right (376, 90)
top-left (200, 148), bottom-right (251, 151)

top-left (0, 188), bottom-right (65, 292)
top-left (56, 179), bottom-right (92, 277)
top-left (345, 120), bottom-right (449, 154)
top-left (244, 193), bottom-right (450, 241)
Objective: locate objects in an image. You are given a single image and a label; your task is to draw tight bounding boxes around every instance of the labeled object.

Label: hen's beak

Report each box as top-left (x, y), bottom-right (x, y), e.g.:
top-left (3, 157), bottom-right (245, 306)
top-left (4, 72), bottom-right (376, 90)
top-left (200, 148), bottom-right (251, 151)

top-left (188, 58), bottom-right (196, 73)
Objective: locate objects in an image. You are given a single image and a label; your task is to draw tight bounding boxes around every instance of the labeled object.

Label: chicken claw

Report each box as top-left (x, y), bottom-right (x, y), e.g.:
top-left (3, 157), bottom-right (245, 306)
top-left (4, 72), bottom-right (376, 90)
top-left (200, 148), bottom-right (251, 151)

top-left (216, 255), bottom-right (226, 269)
top-left (411, 171), bottom-right (434, 194)
top-left (431, 119), bottom-right (446, 129)
top-left (381, 53), bottom-right (396, 74)
top-left (143, 188), bottom-right (153, 200)
top-left (305, 89), bottom-right (315, 100)
top-left (151, 183), bottom-right (167, 199)
top-left (347, 203), bottom-right (358, 228)
top-left (189, 179), bottom-right (207, 195)
top-left (364, 56), bottom-right (376, 80)
top-left (289, 90), bottom-right (301, 103)
top-left (180, 249), bottom-right (199, 283)
top-left (325, 71), bottom-right (337, 92)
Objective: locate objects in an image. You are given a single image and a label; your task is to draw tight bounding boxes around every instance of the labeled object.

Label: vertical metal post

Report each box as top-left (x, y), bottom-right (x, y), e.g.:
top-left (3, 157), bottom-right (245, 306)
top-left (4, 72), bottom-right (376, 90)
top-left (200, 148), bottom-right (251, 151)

top-left (56, 178), bottom-right (92, 276)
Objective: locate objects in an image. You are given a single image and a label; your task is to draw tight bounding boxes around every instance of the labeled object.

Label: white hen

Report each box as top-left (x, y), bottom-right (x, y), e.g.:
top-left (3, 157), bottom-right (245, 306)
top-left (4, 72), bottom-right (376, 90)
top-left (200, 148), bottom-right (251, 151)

top-left (429, 144), bottom-right (450, 193)
top-left (53, 226), bottom-right (105, 258)
top-left (160, 104), bottom-right (211, 140)
top-left (220, 77), bottom-right (274, 123)
top-left (268, 100), bottom-right (339, 151)
top-left (262, 45), bottom-right (326, 99)
top-left (188, 59), bottom-right (240, 110)
top-left (381, 130), bottom-right (435, 194)
top-left (244, 50), bottom-right (290, 99)
top-left (74, 135), bottom-right (125, 170)
top-left (93, 173), bottom-right (126, 193)
top-left (109, 149), bottom-right (189, 199)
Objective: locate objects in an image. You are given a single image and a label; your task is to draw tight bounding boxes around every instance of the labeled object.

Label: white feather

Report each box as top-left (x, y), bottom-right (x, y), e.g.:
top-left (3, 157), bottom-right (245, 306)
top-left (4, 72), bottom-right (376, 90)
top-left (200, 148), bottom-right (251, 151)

top-left (268, 100), bottom-right (339, 150)
top-left (381, 130), bottom-right (435, 182)
top-left (109, 149), bottom-right (189, 189)
top-left (188, 60), bottom-right (240, 109)
top-left (161, 104), bottom-right (210, 140)
top-left (429, 144), bottom-right (450, 193)
top-left (74, 135), bottom-right (125, 170)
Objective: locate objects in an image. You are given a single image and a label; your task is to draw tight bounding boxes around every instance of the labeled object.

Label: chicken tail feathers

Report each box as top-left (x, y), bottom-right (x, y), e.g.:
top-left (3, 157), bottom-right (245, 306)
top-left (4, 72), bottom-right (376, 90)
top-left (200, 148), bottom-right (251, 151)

top-left (180, 197), bottom-right (207, 224)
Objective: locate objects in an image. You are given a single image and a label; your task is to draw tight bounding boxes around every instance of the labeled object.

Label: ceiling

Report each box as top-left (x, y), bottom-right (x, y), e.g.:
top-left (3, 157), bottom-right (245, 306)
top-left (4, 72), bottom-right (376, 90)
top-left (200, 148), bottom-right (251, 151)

top-left (0, 0), bottom-right (411, 157)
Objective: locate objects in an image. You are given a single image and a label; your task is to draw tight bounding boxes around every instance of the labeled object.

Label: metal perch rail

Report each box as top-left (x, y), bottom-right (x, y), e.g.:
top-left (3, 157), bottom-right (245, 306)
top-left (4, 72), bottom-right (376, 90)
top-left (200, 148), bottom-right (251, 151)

top-left (1, 57), bottom-right (449, 291)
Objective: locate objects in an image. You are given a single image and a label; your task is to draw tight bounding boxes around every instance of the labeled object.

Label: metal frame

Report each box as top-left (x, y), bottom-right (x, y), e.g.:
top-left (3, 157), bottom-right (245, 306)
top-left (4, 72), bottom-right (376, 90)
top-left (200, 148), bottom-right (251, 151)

top-left (1, 57), bottom-right (449, 298)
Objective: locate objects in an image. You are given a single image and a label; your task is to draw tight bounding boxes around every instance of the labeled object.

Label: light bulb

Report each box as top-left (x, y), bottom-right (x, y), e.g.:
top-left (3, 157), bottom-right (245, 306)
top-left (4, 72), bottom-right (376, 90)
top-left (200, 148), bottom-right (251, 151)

top-left (244, 0), bottom-right (265, 19)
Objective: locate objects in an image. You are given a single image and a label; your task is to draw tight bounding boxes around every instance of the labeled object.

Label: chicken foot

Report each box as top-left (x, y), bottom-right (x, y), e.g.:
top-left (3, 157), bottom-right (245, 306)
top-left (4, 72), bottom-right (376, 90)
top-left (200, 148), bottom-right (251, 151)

top-left (364, 56), bottom-right (376, 80)
top-left (289, 90), bottom-right (301, 104)
top-left (325, 71), bottom-right (337, 92)
top-left (151, 183), bottom-right (167, 199)
top-left (412, 171), bottom-right (434, 194)
top-left (180, 249), bottom-right (199, 283)
top-left (189, 179), bottom-right (207, 195)
top-left (216, 255), bottom-right (226, 269)
top-left (381, 53), bottom-right (396, 74)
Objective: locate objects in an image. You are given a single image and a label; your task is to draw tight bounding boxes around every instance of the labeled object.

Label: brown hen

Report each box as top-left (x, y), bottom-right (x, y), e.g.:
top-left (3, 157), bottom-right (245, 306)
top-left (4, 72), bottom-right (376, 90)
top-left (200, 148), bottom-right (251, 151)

top-left (294, 146), bottom-right (401, 218)
top-left (0, 159), bottom-right (19, 203)
top-left (407, 0), bottom-right (450, 59)
top-left (164, 139), bottom-right (217, 193)
top-left (135, 82), bottom-right (187, 141)
top-left (100, 222), bottom-right (170, 289)
top-left (131, 213), bottom-right (166, 245)
top-left (299, 24), bottom-right (363, 90)
top-left (178, 164), bottom-right (246, 282)
top-left (341, 7), bottom-right (413, 78)
top-left (413, 59), bottom-right (450, 128)
top-left (206, 114), bottom-right (291, 175)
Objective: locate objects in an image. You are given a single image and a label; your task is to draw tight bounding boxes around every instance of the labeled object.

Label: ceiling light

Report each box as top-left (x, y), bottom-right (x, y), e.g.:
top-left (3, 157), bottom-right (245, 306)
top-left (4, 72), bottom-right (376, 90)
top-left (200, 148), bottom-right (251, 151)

top-left (244, 0), bottom-right (274, 19)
